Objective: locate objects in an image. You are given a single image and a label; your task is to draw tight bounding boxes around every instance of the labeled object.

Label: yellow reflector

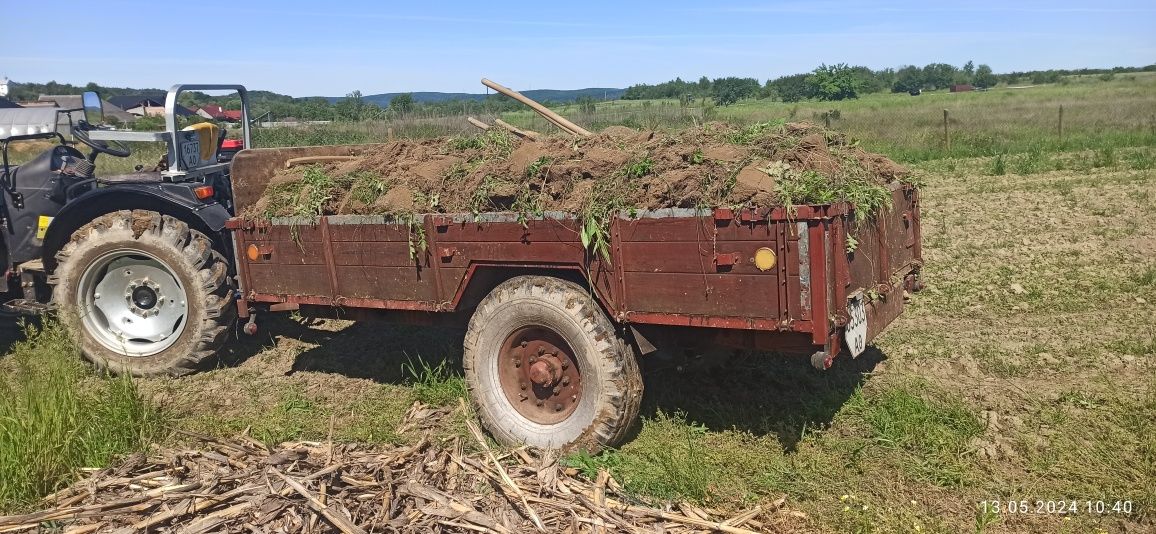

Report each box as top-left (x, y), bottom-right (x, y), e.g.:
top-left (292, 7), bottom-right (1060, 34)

top-left (193, 185), bottom-right (215, 200)
top-left (754, 247), bottom-right (776, 271)
top-left (246, 244), bottom-right (260, 261)
top-left (36, 215), bottom-right (53, 240)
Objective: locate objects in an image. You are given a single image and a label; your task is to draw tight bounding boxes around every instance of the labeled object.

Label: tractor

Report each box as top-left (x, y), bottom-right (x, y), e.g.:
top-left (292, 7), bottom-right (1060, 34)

top-left (0, 85), bottom-right (246, 375)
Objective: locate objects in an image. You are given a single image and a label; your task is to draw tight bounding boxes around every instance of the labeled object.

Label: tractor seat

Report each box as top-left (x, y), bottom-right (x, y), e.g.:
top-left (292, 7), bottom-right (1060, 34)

top-left (97, 171), bottom-right (163, 184)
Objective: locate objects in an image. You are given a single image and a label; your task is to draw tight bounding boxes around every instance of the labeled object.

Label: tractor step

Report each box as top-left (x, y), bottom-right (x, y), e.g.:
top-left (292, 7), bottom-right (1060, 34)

top-left (2, 299), bottom-right (53, 315)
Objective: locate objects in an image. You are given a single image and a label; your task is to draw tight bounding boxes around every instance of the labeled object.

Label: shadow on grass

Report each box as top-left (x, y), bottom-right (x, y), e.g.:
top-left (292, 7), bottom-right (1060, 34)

top-left (220, 314), bottom-right (466, 385)
top-left (639, 347), bottom-right (886, 451)
top-left (0, 314), bottom-right (46, 359)
top-left (214, 315), bottom-right (884, 450)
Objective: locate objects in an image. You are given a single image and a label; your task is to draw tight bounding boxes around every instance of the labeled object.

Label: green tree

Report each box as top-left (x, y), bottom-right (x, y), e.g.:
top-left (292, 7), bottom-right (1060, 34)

top-left (921, 63), bottom-right (958, 90)
top-left (805, 63), bottom-right (863, 101)
top-left (767, 73), bottom-right (810, 102)
top-left (335, 90), bottom-right (366, 121)
top-left (711, 77), bottom-right (759, 106)
top-left (697, 76), bottom-right (711, 97)
top-left (973, 64), bottom-right (997, 89)
top-left (389, 93), bottom-right (415, 116)
top-left (892, 65), bottom-right (924, 93)
top-left (963, 60), bottom-right (975, 79)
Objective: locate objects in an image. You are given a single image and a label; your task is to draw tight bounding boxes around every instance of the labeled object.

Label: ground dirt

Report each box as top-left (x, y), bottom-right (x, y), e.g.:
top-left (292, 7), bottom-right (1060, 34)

top-left (248, 122), bottom-right (909, 218)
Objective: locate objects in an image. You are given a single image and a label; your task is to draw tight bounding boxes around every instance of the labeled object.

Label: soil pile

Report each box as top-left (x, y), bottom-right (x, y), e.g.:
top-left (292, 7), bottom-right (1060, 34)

top-left (250, 121), bottom-right (910, 219)
top-left (0, 402), bottom-right (805, 533)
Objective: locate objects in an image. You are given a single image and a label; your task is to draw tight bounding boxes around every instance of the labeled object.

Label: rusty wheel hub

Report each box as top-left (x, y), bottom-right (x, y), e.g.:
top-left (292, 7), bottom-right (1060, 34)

top-left (498, 326), bottom-right (582, 424)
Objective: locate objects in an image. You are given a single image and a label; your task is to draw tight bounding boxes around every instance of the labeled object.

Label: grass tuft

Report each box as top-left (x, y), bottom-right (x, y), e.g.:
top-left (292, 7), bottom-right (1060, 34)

top-left (0, 322), bottom-right (165, 512)
top-left (844, 380), bottom-right (982, 487)
top-left (403, 357), bottom-right (466, 407)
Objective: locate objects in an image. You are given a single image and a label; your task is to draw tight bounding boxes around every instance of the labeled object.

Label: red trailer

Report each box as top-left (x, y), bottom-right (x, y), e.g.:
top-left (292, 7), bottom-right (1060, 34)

top-left (223, 145), bottom-right (924, 450)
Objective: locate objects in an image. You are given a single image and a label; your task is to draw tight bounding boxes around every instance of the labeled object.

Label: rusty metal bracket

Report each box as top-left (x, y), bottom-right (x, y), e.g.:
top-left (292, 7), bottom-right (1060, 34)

top-left (712, 208), bottom-right (734, 224)
top-left (713, 252), bottom-right (740, 270)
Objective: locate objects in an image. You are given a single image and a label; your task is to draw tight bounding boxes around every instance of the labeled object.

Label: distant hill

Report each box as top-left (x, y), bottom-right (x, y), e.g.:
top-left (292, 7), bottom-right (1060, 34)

top-left (326, 88), bottom-right (626, 106)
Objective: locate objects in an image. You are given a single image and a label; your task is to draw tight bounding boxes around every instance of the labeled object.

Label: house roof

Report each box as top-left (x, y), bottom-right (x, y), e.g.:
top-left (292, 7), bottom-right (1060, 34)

top-left (196, 104), bottom-right (241, 121)
top-left (108, 94), bottom-right (195, 116)
top-left (39, 95), bottom-right (137, 123)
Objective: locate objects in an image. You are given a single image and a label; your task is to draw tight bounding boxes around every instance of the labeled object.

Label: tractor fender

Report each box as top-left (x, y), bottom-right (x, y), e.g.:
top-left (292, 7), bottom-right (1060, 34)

top-left (41, 184), bottom-right (232, 270)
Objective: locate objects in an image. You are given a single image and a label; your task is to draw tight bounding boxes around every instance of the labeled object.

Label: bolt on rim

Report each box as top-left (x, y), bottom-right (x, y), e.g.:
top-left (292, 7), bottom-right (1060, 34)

top-left (76, 249), bottom-right (188, 357)
top-left (497, 326), bottom-right (582, 425)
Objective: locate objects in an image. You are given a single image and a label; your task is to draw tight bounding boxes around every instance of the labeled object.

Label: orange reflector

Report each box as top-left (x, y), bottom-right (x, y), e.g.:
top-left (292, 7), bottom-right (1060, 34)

top-left (246, 244), bottom-right (260, 261)
top-left (193, 185), bottom-right (215, 200)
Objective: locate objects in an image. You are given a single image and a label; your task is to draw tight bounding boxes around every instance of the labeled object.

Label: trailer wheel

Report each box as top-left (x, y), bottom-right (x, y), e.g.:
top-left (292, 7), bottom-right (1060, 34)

top-left (51, 210), bottom-right (235, 376)
top-left (463, 275), bottom-right (642, 451)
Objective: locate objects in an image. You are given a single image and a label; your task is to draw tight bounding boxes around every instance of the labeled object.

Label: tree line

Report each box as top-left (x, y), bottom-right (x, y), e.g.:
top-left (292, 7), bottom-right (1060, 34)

top-left (624, 62), bottom-right (1156, 104)
top-left (8, 61), bottom-right (1153, 124)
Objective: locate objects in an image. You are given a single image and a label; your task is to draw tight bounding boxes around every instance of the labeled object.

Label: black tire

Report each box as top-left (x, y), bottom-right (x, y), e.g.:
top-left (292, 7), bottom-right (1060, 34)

top-left (50, 210), bottom-right (235, 376)
top-left (463, 275), bottom-right (643, 451)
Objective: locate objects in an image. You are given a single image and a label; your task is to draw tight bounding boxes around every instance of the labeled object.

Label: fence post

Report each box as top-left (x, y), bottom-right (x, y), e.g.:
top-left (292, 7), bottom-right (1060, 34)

top-left (942, 109), bottom-right (950, 152)
top-left (387, 127), bottom-right (394, 142)
top-left (1058, 105), bottom-right (1064, 142)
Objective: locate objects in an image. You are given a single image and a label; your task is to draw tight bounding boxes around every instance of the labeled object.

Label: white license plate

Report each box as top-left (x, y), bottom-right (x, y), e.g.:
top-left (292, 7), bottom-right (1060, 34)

top-left (845, 296), bottom-right (868, 357)
top-left (181, 138), bottom-right (201, 169)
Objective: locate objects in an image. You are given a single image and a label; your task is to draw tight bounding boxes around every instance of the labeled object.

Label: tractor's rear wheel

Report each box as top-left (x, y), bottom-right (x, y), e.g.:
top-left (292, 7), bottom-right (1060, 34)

top-left (463, 276), bottom-right (643, 451)
top-left (51, 210), bottom-right (235, 376)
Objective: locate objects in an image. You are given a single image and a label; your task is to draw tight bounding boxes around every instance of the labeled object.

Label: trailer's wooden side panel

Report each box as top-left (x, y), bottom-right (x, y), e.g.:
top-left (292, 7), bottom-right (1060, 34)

top-left (229, 144), bottom-right (390, 210)
top-left (615, 216), bottom-right (790, 322)
top-left (846, 186), bottom-right (921, 295)
top-left (230, 185), bottom-right (922, 355)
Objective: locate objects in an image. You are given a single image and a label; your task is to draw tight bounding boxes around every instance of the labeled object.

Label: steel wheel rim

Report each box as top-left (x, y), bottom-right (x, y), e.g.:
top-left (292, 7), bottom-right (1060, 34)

top-left (76, 248), bottom-right (189, 357)
top-left (497, 326), bottom-right (583, 425)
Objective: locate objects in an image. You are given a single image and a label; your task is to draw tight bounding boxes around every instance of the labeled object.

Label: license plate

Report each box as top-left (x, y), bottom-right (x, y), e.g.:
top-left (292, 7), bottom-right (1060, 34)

top-left (181, 138), bottom-right (201, 169)
top-left (845, 296), bottom-right (868, 357)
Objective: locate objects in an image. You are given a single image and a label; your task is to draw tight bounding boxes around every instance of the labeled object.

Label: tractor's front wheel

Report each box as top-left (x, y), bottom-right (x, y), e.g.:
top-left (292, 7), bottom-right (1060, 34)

top-left (51, 210), bottom-right (235, 376)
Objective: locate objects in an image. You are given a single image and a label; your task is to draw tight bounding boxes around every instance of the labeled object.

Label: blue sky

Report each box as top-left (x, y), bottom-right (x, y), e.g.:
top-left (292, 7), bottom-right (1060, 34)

top-left (2, 0), bottom-right (1153, 96)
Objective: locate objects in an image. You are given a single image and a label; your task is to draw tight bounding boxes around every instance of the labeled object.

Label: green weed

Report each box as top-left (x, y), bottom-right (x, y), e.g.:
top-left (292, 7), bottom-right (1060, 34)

top-left (622, 156), bottom-right (655, 179)
top-left (525, 156), bottom-right (552, 178)
top-left (0, 322), bottom-right (165, 512)
top-left (775, 170), bottom-right (891, 222)
top-left (989, 154), bottom-right (1006, 175)
top-left (348, 172), bottom-right (390, 205)
top-left (562, 449), bottom-right (623, 479)
top-left (402, 358), bottom-right (466, 407)
top-left (1126, 149), bottom-right (1155, 170)
top-left (1092, 146), bottom-right (1118, 168)
top-left (845, 380), bottom-right (982, 487)
top-left (726, 120), bottom-right (787, 145)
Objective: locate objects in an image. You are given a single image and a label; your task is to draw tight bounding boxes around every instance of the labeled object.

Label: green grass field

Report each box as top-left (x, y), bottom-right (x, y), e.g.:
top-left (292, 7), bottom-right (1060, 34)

top-left (1, 75), bottom-right (1153, 532)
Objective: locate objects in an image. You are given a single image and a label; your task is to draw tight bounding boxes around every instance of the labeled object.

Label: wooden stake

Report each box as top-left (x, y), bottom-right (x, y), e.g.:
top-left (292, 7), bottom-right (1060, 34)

top-left (482, 78), bottom-right (592, 137)
top-left (493, 119), bottom-right (541, 141)
top-left (942, 109), bottom-right (950, 151)
top-left (466, 117), bottom-right (491, 130)
top-left (1058, 104), bottom-right (1064, 141)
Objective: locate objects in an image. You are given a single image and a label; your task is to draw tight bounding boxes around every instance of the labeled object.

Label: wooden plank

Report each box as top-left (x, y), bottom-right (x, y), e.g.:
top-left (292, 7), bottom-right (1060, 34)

top-left (330, 241), bottom-right (415, 268)
top-left (619, 241), bottom-right (782, 275)
top-left (248, 264), bottom-right (331, 296)
top-left (335, 266), bottom-right (438, 301)
top-left (622, 272), bottom-right (779, 318)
